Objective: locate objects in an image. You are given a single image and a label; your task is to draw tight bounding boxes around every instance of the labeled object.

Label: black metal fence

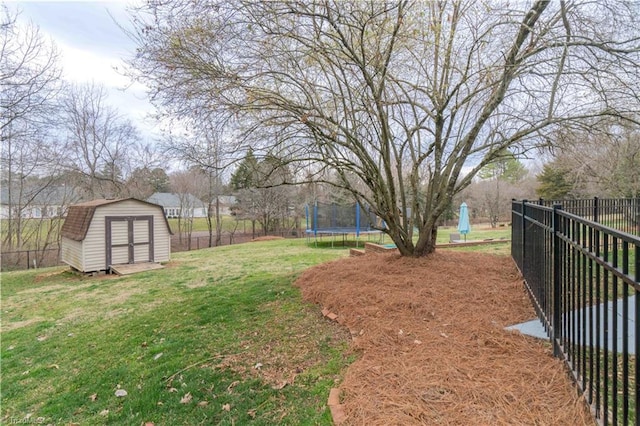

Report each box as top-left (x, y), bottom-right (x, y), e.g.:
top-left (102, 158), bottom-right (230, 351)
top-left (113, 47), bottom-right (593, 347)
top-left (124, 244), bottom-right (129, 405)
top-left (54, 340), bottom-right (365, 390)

top-left (538, 197), bottom-right (640, 237)
top-left (512, 200), bottom-right (639, 425)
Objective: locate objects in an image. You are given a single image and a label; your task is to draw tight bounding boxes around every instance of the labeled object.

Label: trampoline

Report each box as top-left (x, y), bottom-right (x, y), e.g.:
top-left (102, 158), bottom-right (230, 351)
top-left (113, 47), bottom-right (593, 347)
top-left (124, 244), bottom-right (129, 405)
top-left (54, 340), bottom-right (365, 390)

top-left (305, 201), bottom-right (383, 247)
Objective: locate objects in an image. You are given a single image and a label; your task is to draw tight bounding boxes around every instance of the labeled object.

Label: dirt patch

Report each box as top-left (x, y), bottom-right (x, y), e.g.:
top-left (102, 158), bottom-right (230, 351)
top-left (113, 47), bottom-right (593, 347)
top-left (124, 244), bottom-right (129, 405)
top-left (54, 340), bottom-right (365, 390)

top-left (34, 270), bottom-right (68, 283)
top-left (20, 281), bottom-right (97, 296)
top-left (204, 301), bottom-right (351, 390)
top-left (1, 317), bottom-right (46, 332)
top-left (295, 251), bottom-right (591, 425)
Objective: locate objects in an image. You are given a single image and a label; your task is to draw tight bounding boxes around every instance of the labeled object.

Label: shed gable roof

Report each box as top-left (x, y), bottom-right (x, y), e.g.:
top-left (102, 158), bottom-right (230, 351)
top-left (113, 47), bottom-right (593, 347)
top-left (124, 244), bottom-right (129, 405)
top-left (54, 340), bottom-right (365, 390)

top-left (61, 198), bottom-right (172, 241)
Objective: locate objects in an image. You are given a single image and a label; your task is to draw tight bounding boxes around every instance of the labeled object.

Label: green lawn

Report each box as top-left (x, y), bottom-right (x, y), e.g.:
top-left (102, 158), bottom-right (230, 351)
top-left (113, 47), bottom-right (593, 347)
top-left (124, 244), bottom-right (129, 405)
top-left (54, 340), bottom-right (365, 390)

top-left (436, 224), bottom-right (511, 243)
top-left (309, 224), bottom-right (512, 255)
top-left (1, 239), bottom-right (353, 425)
top-left (1, 228), bottom-right (514, 424)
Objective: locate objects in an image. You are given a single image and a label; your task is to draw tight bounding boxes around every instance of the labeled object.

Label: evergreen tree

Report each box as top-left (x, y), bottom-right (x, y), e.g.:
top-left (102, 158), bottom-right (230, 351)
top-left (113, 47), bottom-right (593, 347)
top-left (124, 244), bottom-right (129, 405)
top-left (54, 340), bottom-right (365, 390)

top-left (536, 164), bottom-right (575, 200)
top-left (478, 150), bottom-right (526, 184)
top-left (230, 149), bottom-right (259, 190)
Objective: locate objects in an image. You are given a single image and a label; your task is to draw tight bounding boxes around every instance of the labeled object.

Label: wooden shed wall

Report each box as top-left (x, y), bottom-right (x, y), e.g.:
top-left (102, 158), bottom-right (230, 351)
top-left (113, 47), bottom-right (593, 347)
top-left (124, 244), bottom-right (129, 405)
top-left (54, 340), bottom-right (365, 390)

top-left (82, 200), bottom-right (171, 272)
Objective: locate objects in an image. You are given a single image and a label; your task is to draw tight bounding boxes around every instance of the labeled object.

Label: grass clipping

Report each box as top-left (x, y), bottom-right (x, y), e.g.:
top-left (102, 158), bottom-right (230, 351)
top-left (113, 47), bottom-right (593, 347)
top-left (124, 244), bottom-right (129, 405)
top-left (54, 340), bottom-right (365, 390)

top-left (295, 251), bottom-right (591, 425)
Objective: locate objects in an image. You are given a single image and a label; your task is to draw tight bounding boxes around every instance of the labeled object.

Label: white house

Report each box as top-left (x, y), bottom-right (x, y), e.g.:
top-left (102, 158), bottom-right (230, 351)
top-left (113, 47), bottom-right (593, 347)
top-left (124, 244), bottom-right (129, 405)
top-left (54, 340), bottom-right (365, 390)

top-left (0, 185), bottom-right (79, 219)
top-left (146, 193), bottom-right (208, 219)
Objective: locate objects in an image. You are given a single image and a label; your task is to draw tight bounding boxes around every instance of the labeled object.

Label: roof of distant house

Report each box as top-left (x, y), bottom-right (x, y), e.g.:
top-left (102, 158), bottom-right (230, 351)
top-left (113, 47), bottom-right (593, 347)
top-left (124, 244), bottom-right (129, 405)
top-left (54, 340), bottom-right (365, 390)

top-left (0, 185), bottom-right (80, 206)
top-left (146, 192), bottom-right (206, 208)
top-left (217, 195), bottom-right (237, 204)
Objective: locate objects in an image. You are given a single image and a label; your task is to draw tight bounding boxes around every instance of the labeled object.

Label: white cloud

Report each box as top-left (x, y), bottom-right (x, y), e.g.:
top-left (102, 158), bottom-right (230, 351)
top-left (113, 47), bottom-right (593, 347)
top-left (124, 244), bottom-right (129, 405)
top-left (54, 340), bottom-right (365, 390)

top-left (12, 1), bottom-right (162, 142)
top-left (57, 39), bottom-right (130, 86)
top-left (55, 39), bottom-right (162, 142)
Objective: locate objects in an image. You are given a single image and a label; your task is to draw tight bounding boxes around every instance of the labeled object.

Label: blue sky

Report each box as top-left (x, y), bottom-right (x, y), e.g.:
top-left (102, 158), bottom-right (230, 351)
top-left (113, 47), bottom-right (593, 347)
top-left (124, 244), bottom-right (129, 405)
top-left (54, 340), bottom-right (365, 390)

top-left (11, 1), bottom-right (160, 141)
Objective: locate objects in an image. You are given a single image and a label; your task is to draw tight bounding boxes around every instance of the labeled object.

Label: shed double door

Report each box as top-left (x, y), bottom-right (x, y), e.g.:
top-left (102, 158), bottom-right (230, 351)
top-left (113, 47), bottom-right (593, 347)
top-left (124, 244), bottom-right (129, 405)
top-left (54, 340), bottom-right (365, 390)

top-left (106, 216), bottom-right (154, 267)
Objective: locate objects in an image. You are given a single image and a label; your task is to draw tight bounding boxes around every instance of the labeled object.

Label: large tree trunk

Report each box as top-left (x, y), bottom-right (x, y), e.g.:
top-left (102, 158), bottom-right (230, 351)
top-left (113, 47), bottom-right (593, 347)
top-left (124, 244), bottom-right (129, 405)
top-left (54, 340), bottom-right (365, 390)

top-left (414, 226), bottom-right (438, 257)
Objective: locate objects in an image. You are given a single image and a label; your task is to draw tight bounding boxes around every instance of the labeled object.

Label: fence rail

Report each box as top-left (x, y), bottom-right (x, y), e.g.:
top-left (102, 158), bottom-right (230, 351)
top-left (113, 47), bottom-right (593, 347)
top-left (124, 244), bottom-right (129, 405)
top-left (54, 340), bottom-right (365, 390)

top-left (537, 197), bottom-right (640, 237)
top-left (1, 230), bottom-right (306, 271)
top-left (512, 199), bottom-right (639, 425)
top-left (1, 248), bottom-right (63, 271)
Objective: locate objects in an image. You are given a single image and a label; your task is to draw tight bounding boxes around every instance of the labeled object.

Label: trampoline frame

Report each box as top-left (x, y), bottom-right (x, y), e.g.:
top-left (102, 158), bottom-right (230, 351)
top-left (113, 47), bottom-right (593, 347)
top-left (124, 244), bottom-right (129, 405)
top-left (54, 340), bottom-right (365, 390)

top-left (305, 202), bottom-right (384, 247)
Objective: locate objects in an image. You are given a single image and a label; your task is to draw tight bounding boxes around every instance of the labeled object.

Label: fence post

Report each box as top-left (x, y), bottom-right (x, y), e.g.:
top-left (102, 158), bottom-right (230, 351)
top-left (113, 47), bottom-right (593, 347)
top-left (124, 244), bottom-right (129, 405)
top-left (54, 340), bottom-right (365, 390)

top-left (552, 203), bottom-right (563, 357)
top-left (593, 196), bottom-right (599, 223)
top-left (636, 198), bottom-right (640, 236)
top-left (26, 250), bottom-right (30, 270)
top-left (521, 199), bottom-right (527, 271)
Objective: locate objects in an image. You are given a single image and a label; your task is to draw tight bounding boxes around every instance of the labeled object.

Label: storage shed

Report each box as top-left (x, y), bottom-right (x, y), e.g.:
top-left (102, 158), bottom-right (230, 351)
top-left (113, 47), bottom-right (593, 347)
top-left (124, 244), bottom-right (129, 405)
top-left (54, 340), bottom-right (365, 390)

top-left (60, 198), bottom-right (172, 273)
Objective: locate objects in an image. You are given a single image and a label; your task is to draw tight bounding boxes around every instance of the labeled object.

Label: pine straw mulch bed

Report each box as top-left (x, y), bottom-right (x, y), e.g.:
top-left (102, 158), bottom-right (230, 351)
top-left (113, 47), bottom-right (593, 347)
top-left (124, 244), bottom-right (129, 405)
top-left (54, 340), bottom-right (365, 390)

top-left (295, 251), bottom-right (592, 425)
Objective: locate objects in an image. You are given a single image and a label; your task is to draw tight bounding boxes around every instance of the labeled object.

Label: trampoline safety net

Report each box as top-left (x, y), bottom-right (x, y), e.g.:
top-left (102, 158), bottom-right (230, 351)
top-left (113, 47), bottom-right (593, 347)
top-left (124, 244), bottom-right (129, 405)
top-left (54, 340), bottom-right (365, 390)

top-left (306, 202), bottom-right (379, 234)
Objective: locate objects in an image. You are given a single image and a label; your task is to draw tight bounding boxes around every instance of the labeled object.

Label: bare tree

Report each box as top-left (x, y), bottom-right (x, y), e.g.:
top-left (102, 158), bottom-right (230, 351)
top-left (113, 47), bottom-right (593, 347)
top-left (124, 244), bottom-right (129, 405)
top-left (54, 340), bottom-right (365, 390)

top-left (122, 142), bottom-right (168, 198)
top-left (475, 151), bottom-right (527, 227)
top-left (126, 165), bottom-right (170, 199)
top-left (546, 119), bottom-right (640, 198)
top-left (162, 127), bottom-right (228, 247)
top-left (1, 6), bottom-right (61, 139)
top-left (129, 0), bottom-right (640, 256)
top-left (461, 176), bottom-right (535, 227)
top-left (61, 83), bottom-right (140, 199)
top-left (169, 169), bottom-right (202, 249)
top-left (231, 152), bottom-right (293, 236)
top-left (1, 5), bottom-right (64, 251)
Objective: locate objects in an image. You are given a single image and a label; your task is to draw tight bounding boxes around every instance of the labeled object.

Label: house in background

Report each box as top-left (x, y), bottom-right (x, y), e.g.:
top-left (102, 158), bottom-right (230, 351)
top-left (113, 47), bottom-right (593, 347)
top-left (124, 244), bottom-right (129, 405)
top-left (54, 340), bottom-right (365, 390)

top-left (146, 193), bottom-right (208, 219)
top-left (213, 195), bottom-right (237, 216)
top-left (0, 185), bottom-right (80, 219)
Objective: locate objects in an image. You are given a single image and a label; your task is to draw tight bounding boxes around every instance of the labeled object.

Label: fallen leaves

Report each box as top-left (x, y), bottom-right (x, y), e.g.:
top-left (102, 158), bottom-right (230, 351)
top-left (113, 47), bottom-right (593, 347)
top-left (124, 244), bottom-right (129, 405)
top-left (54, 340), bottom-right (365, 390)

top-left (226, 380), bottom-right (240, 393)
top-left (295, 250), bottom-right (594, 425)
top-left (222, 403), bottom-right (231, 411)
top-left (89, 393), bottom-right (98, 402)
top-left (180, 392), bottom-right (192, 404)
top-left (271, 381), bottom-right (288, 390)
